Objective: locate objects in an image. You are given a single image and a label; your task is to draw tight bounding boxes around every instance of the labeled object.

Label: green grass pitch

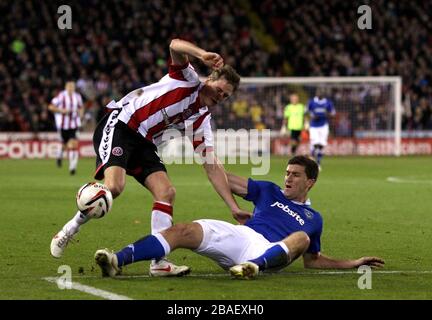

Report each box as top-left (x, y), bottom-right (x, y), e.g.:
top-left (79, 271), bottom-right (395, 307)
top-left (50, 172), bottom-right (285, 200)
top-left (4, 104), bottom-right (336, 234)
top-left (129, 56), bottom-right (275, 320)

top-left (0, 156), bottom-right (431, 300)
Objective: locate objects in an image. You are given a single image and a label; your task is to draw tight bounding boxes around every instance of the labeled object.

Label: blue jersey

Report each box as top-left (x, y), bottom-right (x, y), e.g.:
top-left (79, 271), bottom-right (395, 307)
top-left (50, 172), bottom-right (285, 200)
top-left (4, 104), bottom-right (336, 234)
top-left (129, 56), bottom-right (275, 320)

top-left (307, 97), bottom-right (335, 127)
top-left (244, 179), bottom-right (323, 253)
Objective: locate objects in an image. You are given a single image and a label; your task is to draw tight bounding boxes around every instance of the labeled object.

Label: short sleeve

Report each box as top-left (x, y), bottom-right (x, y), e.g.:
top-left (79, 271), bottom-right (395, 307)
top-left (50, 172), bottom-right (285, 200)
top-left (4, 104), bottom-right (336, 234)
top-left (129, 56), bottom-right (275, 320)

top-left (51, 93), bottom-right (61, 107)
top-left (168, 62), bottom-right (200, 84)
top-left (187, 111), bottom-right (214, 156)
top-left (244, 178), bottom-right (261, 202)
top-left (306, 217), bottom-right (323, 253)
top-left (284, 105), bottom-right (290, 118)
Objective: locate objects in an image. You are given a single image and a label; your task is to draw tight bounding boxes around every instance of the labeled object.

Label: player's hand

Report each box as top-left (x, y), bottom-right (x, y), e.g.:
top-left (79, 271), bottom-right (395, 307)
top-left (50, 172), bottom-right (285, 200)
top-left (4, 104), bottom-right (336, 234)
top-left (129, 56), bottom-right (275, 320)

top-left (356, 257), bottom-right (385, 269)
top-left (202, 52), bottom-right (224, 70)
top-left (232, 208), bottom-right (252, 225)
top-left (280, 127), bottom-right (287, 135)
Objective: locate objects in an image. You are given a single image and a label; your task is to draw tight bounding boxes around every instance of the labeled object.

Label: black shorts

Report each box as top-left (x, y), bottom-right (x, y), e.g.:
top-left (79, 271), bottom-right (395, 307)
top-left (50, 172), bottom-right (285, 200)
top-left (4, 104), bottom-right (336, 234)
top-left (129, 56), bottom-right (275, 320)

top-left (93, 109), bottom-right (167, 185)
top-left (60, 129), bottom-right (77, 144)
top-left (290, 130), bottom-right (301, 142)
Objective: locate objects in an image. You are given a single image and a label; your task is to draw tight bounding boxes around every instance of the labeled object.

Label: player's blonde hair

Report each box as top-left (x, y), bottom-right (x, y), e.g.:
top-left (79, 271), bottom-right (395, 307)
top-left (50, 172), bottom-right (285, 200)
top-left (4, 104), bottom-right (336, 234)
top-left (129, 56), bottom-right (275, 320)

top-left (208, 65), bottom-right (240, 92)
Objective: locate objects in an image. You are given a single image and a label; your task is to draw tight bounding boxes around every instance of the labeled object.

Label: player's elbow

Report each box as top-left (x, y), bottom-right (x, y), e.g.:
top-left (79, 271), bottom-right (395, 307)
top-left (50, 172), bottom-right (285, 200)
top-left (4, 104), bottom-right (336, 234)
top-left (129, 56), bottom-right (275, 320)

top-left (170, 38), bottom-right (182, 50)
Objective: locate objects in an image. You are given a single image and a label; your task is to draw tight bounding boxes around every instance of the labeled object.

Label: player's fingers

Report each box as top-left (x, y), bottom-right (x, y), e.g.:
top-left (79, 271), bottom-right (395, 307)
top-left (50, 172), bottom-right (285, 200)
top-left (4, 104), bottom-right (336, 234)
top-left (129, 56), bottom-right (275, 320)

top-left (369, 261), bottom-right (385, 268)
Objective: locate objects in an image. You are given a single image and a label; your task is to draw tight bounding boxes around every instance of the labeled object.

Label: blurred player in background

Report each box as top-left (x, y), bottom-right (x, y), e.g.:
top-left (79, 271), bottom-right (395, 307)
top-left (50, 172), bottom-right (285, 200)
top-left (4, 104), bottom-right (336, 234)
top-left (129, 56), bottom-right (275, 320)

top-left (307, 89), bottom-right (336, 169)
top-left (280, 93), bottom-right (306, 155)
top-left (50, 39), bottom-right (249, 277)
top-left (48, 81), bottom-right (84, 175)
top-left (93, 155), bottom-right (384, 279)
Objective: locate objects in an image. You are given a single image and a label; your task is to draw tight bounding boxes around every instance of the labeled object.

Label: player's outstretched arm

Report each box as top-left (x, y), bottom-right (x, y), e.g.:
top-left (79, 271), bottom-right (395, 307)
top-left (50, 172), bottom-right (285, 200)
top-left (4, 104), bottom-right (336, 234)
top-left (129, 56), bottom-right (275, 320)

top-left (303, 252), bottom-right (385, 269)
top-left (170, 39), bottom-right (223, 69)
top-left (202, 153), bottom-right (251, 224)
top-left (225, 172), bottom-right (248, 198)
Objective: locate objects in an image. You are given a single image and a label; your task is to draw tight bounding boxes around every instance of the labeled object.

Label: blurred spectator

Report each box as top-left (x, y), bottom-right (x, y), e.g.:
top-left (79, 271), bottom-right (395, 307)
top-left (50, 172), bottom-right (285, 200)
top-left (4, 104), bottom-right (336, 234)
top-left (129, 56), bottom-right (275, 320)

top-left (0, 0), bottom-right (271, 132)
top-left (0, 0), bottom-right (431, 132)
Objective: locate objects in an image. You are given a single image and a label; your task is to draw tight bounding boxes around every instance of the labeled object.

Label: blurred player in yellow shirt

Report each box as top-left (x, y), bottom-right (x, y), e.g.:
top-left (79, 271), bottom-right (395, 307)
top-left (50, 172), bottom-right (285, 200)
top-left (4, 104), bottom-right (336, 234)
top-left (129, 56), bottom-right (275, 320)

top-left (280, 93), bottom-right (306, 155)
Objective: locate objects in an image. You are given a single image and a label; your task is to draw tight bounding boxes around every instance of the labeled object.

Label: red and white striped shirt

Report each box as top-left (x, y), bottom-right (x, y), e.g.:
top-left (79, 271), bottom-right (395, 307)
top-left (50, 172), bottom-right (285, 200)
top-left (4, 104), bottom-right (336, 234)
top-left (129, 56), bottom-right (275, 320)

top-left (51, 90), bottom-right (83, 130)
top-left (117, 63), bottom-right (213, 152)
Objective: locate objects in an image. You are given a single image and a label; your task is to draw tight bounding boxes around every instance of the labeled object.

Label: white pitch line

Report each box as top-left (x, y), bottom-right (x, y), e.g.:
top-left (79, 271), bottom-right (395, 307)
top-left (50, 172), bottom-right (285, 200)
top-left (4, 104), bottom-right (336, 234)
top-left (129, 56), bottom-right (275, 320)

top-left (387, 176), bottom-right (432, 184)
top-left (43, 277), bottom-right (133, 300)
top-left (65, 270), bottom-right (432, 279)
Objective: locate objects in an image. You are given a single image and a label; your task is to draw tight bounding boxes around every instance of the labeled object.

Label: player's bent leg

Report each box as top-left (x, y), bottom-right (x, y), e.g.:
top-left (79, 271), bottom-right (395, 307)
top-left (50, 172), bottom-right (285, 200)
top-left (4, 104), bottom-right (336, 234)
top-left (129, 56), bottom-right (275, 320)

top-left (230, 231), bottom-right (310, 279)
top-left (161, 223), bottom-right (203, 250)
top-left (144, 171), bottom-right (189, 276)
top-left (283, 231), bottom-right (310, 262)
top-left (95, 224), bottom-right (200, 277)
top-left (145, 171), bottom-right (176, 205)
top-left (67, 139), bottom-right (79, 175)
top-left (149, 223), bottom-right (201, 277)
top-left (103, 166), bottom-right (126, 198)
top-left (51, 167), bottom-right (124, 258)
top-left (57, 143), bottom-right (65, 168)
top-left (145, 171), bottom-right (176, 235)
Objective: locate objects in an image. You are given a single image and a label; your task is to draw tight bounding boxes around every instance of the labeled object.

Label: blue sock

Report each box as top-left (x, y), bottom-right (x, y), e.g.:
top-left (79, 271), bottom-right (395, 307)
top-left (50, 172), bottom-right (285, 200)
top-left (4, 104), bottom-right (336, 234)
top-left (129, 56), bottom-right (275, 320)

top-left (310, 147), bottom-right (316, 159)
top-left (249, 244), bottom-right (289, 271)
top-left (116, 235), bottom-right (166, 267)
top-left (316, 150), bottom-right (323, 165)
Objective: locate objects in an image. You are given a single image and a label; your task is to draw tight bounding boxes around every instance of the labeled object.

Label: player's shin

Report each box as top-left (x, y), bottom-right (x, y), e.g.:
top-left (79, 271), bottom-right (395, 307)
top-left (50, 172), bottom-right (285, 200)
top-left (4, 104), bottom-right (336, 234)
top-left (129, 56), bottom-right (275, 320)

top-left (249, 242), bottom-right (290, 271)
top-left (69, 149), bottom-right (79, 171)
top-left (115, 233), bottom-right (170, 267)
top-left (63, 210), bottom-right (91, 235)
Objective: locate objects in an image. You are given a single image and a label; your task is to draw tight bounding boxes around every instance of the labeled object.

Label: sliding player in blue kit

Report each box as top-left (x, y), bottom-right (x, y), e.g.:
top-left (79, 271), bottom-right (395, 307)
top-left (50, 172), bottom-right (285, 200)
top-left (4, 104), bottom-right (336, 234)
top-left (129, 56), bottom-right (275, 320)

top-left (94, 156), bottom-right (384, 279)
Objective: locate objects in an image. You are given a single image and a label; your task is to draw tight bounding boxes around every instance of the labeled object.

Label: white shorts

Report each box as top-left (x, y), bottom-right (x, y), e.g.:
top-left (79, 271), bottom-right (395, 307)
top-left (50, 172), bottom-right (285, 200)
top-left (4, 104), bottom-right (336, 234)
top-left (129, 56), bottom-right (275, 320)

top-left (193, 219), bottom-right (275, 270)
top-left (309, 124), bottom-right (329, 146)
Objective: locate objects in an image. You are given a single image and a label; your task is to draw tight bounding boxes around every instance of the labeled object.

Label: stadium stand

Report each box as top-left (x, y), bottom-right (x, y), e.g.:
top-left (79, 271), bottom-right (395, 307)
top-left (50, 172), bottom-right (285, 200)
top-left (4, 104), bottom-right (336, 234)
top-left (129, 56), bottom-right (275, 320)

top-left (0, 0), bottom-right (431, 132)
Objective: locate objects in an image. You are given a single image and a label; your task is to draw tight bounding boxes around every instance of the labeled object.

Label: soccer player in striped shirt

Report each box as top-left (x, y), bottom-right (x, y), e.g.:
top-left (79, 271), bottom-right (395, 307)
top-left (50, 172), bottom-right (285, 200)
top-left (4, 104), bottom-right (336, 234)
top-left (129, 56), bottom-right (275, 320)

top-left (51, 39), bottom-right (250, 276)
top-left (48, 81), bottom-right (84, 175)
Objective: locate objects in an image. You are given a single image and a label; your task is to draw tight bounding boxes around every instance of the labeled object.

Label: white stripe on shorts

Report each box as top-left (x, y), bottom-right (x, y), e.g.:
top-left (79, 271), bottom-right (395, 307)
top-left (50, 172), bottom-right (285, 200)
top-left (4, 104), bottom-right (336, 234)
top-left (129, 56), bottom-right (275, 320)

top-left (98, 110), bottom-right (120, 167)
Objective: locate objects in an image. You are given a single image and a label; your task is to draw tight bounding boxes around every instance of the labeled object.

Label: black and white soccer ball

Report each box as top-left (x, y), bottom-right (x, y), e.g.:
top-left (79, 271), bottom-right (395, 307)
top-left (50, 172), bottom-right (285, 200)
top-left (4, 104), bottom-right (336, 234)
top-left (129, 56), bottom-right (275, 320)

top-left (76, 182), bottom-right (113, 219)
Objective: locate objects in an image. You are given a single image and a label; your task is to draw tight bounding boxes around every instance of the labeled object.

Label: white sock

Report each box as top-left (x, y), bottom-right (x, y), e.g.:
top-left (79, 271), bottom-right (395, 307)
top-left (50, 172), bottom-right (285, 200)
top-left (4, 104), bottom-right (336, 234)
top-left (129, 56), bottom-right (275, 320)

top-left (69, 150), bottom-right (78, 171)
top-left (154, 233), bottom-right (171, 256)
top-left (151, 201), bottom-right (173, 235)
top-left (277, 241), bottom-right (291, 263)
top-left (63, 210), bottom-right (90, 236)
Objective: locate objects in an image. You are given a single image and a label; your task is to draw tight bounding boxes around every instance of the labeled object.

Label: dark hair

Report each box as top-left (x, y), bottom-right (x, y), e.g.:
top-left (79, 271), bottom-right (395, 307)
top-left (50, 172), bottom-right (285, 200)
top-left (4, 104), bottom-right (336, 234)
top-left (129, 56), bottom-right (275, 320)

top-left (209, 65), bottom-right (240, 91)
top-left (288, 155), bottom-right (319, 180)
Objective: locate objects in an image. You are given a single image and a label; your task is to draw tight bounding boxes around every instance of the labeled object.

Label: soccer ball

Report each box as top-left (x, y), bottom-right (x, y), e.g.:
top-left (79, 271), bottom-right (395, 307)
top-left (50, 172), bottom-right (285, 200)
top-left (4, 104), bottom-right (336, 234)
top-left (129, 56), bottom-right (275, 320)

top-left (76, 182), bottom-right (113, 219)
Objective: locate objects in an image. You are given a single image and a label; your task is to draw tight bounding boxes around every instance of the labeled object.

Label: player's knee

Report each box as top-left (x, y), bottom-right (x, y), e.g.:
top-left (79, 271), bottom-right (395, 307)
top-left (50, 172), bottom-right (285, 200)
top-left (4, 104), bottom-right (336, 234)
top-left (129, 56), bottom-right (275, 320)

top-left (285, 231), bottom-right (310, 261)
top-left (296, 231), bottom-right (310, 249)
top-left (104, 182), bottom-right (124, 198)
top-left (69, 139), bottom-right (78, 149)
top-left (161, 222), bottom-right (201, 250)
top-left (167, 223), bottom-right (200, 247)
top-left (158, 186), bottom-right (176, 204)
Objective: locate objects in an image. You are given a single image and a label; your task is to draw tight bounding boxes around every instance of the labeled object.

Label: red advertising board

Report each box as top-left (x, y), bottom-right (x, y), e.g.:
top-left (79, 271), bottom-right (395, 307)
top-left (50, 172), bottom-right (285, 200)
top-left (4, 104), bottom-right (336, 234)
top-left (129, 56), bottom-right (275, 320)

top-left (272, 137), bottom-right (432, 155)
